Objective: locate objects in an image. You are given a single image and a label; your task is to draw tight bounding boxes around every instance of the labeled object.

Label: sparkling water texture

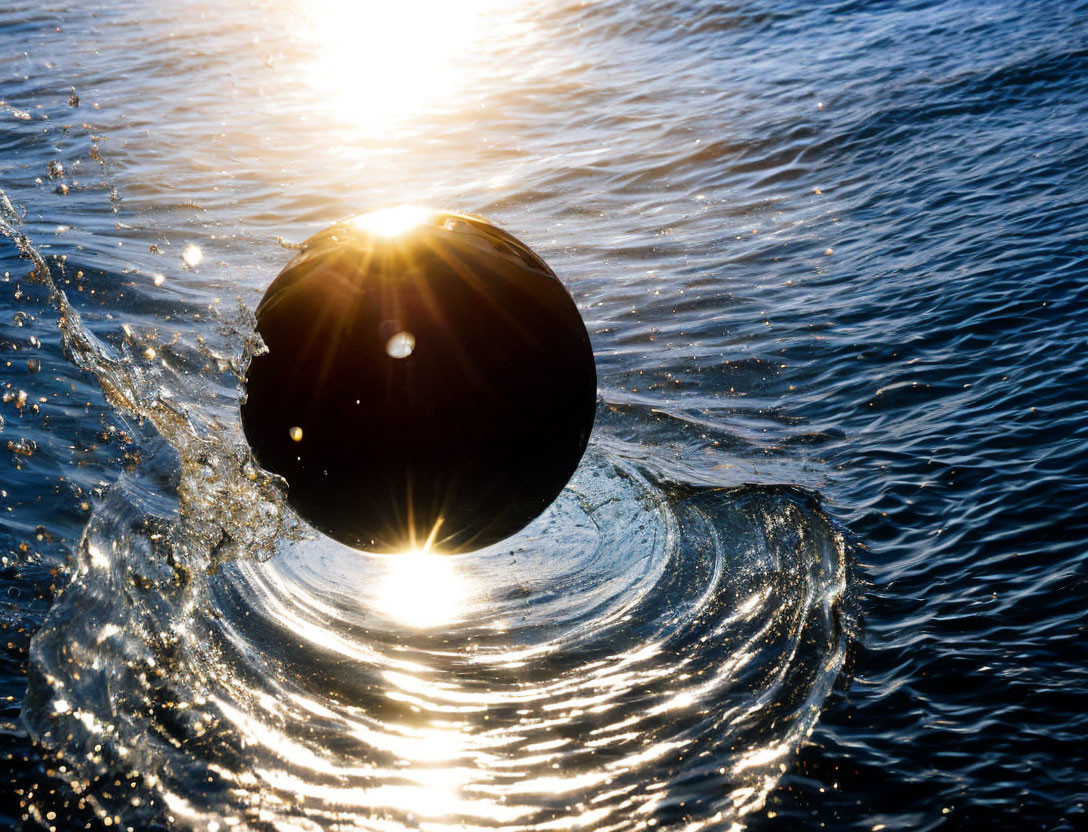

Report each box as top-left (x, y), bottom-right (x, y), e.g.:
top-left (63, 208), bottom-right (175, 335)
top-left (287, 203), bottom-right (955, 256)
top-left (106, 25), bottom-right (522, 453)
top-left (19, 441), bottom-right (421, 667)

top-left (1, 1), bottom-right (1086, 831)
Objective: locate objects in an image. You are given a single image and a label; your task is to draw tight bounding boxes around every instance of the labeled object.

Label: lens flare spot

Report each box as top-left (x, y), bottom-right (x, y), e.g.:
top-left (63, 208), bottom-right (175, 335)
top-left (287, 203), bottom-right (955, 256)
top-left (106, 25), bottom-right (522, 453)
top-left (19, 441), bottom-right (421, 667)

top-left (386, 331), bottom-right (415, 359)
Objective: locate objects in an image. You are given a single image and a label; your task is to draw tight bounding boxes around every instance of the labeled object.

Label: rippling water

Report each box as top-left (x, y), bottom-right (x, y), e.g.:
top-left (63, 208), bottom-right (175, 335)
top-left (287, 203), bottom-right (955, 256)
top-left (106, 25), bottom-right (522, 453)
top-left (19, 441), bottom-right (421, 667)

top-left (2, 1), bottom-right (1086, 830)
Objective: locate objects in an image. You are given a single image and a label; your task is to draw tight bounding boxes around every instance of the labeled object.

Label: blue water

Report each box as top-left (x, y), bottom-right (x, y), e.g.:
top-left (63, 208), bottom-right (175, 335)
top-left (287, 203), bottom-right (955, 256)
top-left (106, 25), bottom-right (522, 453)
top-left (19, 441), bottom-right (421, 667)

top-left (1, 1), bottom-right (1086, 830)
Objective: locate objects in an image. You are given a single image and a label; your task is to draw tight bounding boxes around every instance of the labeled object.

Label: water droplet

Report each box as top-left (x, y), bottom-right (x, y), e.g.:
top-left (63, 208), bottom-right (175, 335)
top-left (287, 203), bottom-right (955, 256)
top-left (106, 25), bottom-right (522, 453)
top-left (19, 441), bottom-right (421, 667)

top-left (182, 243), bottom-right (203, 268)
top-left (289, 426), bottom-right (303, 442)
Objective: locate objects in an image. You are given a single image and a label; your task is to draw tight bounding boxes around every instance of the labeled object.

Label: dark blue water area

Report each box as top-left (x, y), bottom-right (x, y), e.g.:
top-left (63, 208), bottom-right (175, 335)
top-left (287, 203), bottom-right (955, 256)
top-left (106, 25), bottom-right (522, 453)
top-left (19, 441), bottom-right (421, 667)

top-left (2, 0), bottom-right (1088, 830)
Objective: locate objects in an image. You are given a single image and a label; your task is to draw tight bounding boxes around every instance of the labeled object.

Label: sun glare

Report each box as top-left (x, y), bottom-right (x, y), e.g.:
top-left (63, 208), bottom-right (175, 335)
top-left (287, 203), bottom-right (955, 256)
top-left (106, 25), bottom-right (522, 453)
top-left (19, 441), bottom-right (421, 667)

top-left (351, 205), bottom-right (434, 238)
top-left (299, 0), bottom-right (522, 136)
top-left (374, 550), bottom-right (469, 629)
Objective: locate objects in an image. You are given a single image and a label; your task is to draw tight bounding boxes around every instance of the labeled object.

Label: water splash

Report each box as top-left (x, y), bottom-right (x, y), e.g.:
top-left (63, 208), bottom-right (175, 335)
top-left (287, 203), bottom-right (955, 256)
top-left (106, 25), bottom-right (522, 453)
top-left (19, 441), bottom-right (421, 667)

top-left (0, 188), bottom-right (293, 572)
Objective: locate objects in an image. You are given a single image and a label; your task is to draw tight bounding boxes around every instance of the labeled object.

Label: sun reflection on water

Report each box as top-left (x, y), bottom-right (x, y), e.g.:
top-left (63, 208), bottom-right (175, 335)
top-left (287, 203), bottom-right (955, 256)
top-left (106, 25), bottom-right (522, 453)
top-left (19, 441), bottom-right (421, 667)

top-left (374, 550), bottom-right (470, 629)
top-left (298, 0), bottom-right (526, 136)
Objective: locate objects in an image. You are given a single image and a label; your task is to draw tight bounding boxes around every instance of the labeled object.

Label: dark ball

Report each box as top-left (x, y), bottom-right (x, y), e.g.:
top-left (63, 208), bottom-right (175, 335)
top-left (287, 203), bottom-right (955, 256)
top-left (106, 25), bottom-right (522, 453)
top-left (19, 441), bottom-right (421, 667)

top-left (241, 208), bottom-right (597, 554)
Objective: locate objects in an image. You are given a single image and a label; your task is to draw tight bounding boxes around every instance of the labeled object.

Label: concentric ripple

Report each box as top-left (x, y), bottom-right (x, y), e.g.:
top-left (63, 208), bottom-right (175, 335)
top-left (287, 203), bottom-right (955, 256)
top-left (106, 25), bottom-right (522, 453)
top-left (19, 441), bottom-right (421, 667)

top-left (28, 457), bottom-right (851, 832)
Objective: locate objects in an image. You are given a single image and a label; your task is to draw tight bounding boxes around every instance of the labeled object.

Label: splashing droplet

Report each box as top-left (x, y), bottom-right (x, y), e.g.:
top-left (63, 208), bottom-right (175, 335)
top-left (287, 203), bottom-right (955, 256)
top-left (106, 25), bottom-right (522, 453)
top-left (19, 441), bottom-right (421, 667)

top-left (183, 243), bottom-right (203, 268)
top-left (289, 426), bottom-right (303, 442)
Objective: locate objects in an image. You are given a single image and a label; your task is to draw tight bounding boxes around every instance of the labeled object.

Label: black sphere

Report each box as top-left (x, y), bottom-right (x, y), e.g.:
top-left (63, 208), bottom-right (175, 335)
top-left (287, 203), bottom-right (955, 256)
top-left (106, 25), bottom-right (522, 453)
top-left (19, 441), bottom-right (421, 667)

top-left (241, 208), bottom-right (597, 554)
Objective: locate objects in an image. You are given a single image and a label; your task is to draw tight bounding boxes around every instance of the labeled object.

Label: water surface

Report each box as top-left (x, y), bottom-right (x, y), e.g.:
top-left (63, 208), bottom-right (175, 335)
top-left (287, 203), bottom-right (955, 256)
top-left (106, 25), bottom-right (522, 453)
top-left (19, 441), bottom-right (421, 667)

top-left (1, 1), bottom-right (1086, 830)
